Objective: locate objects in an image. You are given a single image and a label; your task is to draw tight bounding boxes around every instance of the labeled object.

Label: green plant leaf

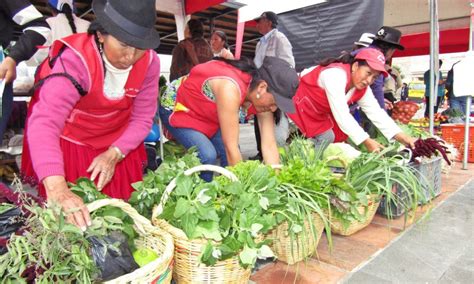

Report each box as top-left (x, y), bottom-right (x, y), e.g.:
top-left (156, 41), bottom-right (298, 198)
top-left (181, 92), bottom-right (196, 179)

top-left (250, 223), bottom-right (263, 237)
top-left (174, 198), bottom-right (191, 218)
top-left (175, 174), bottom-right (193, 196)
top-left (196, 188), bottom-right (212, 204)
top-left (239, 245), bottom-right (257, 266)
top-left (181, 213), bottom-right (198, 238)
top-left (192, 221), bottom-right (222, 241)
top-left (258, 197), bottom-right (269, 210)
top-left (200, 241), bottom-right (216, 265)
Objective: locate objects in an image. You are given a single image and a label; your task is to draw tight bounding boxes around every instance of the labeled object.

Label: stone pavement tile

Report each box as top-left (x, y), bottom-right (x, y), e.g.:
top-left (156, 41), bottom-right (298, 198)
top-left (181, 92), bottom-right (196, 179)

top-left (345, 181), bottom-right (474, 283)
top-left (347, 244), bottom-right (446, 283)
top-left (316, 233), bottom-right (380, 271)
top-left (340, 271), bottom-right (392, 284)
top-left (443, 187), bottom-right (474, 205)
top-left (439, 244), bottom-right (474, 283)
top-left (250, 259), bottom-right (346, 284)
top-left (408, 202), bottom-right (473, 247)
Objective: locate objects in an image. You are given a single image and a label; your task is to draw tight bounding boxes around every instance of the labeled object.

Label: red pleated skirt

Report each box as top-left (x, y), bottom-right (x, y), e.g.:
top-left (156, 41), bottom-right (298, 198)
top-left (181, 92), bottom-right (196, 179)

top-left (22, 138), bottom-right (146, 200)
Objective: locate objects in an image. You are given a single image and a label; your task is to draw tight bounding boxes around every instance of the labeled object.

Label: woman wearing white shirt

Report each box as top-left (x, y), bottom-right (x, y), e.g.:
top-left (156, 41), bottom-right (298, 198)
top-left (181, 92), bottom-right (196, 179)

top-left (46, 0), bottom-right (90, 41)
top-left (28, 0), bottom-right (90, 65)
top-left (210, 30), bottom-right (234, 60)
top-left (288, 48), bottom-right (415, 152)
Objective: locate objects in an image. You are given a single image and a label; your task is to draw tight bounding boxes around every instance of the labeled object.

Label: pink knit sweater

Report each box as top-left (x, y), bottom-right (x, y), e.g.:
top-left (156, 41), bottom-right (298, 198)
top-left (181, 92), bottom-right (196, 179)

top-left (27, 48), bottom-right (160, 181)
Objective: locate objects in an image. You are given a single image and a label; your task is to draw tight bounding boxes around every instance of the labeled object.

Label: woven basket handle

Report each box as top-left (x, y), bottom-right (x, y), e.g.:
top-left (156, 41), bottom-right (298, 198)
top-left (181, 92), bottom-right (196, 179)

top-left (399, 148), bottom-right (413, 165)
top-left (152, 165), bottom-right (238, 219)
top-left (87, 198), bottom-right (154, 235)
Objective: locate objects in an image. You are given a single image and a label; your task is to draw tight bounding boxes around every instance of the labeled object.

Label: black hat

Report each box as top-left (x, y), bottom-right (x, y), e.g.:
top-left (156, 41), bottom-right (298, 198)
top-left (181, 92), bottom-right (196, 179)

top-left (254, 11), bottom-right (278, 27)
top-left (92, 0), bottom-right (160, 50)
top-left (258, 57), bottom-right (298, 114)
top-left (371, 26), bottom-right (404, 50)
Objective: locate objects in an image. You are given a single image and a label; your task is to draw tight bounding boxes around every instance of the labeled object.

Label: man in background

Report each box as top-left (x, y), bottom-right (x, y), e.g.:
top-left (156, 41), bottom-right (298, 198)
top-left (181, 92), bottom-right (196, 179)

top-left (251, 11), bottom-right (295, 161)
top-left (423, 59), bottom-right (445, 117)
top-left (445, 61), bottom-right (468, 114)
top-left (400, 82), bottom-right (409, 101)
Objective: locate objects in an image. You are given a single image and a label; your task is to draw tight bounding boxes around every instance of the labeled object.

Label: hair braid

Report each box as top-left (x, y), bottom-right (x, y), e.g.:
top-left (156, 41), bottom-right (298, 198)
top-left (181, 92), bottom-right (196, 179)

top-left (62, 4), bottom-right (77, 34)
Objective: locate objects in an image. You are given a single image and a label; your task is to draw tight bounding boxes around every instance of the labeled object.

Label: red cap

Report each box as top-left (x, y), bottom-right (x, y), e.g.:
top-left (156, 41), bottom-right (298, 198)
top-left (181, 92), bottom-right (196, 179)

top-left (355, 48), bottom-right (389, 77)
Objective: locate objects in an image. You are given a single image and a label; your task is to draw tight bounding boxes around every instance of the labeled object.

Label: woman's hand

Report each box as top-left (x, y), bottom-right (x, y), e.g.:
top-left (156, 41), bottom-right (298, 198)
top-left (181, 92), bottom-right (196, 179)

top-left (87, 147), bottom-right (122, 190)
top-left (44, 176), bottom-right (91, 231)
top-left (384, 98), bottom-right (394, 110)
top-left (394, 132), bottom-right (416, 148)
top-left (0, 57), bottom-right (17, 83)
top-left (363, 138), bottom-right (385, 153)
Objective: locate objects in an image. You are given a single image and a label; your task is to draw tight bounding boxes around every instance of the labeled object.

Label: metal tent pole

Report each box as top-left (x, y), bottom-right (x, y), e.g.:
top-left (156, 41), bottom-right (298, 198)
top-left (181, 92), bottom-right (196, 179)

top-left (462, 0), bottom-right (474, 170)
top-left (428, 0), bottom-right (439, 136)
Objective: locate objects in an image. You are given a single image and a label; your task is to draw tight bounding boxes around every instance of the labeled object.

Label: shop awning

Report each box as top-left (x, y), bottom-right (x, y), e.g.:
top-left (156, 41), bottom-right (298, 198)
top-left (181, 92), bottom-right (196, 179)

top-left (393, 27), bottom-right (470, 58)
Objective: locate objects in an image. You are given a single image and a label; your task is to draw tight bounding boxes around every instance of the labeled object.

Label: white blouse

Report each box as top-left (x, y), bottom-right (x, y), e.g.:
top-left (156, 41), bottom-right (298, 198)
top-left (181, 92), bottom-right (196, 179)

top-left (102, 54), bottom-right (132, 99)
top-left (317, 67), bottom-right (401, 145)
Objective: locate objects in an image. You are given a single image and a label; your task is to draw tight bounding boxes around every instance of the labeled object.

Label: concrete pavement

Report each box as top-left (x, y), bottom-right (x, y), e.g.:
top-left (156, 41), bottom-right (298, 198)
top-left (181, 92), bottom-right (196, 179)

top-left (343, 180), bottom-right (474, 283)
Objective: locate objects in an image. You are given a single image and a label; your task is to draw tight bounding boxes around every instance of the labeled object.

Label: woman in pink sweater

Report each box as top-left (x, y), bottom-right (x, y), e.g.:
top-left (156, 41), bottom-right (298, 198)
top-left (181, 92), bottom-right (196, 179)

top-left (22, 0), bottom-right (160, 230)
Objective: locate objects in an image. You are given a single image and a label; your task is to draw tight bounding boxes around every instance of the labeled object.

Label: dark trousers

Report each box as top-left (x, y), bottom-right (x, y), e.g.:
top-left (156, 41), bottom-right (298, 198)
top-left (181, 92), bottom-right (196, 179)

top-left (424, 96), bottom-right (442, 117)
top-left (253, 116), bottom-right (262, 156)
top-left (0, 83), bottom-right (13, 141)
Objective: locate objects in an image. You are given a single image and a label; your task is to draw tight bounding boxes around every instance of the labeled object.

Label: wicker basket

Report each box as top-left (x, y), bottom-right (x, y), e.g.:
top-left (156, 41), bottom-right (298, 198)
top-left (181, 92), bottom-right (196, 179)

top-left (267, 213), bottom-right (325, 265)
top-left (152, 165), bottom-right (252, 284)
top-left (329, 194), bottom-right (380, 236)
top-left (86, 199), bottom-right (174, 284)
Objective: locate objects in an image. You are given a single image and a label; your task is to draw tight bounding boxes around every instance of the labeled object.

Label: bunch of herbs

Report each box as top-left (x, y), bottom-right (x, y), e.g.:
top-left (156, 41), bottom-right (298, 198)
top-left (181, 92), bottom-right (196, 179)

top-left (157, 161), bottom-right (279, 268)
top-left (345, 146), bottom-right (430, 219)
top-left (129, 150), bottom-right (201, 218)
top-left (0, 181), bottom-right (132, 283)
top-left (278, 137), bottom-right (365, 232)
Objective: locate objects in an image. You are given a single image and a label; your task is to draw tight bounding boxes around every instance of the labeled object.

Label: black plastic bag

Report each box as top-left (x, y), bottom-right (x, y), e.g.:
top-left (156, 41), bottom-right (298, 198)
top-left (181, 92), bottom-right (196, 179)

top-left (0, 206), bottom-right (24, 255)
top-left (88, 231), bottom-right (139, 281)
top-left (0, 206), bottom-right (24, 238)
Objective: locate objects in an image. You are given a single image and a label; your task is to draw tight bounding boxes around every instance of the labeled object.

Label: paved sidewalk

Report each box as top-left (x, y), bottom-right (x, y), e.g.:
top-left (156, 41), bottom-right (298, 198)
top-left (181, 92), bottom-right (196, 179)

top-left (343, 180), bottom-right (474, 283)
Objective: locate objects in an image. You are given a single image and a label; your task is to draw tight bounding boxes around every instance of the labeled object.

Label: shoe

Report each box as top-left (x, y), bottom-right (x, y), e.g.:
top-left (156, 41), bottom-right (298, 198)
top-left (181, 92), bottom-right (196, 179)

top-left (248, 153), bottom-right (262, 161)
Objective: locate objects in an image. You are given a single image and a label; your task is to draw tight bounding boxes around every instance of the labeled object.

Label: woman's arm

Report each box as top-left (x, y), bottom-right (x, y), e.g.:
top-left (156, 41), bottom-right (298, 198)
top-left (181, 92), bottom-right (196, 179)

top-left (257, 111), bottom-right (280, 165)
top-left (112, 52), bottom-right (160, 155)
top-left (28, 48), bottom-right (89, 181)
top-left (358, 87), bottom-right (401, 140)
top-left (27, 48), bottom-right (90, 229)
top-left (211, 78), bottom-right (242, 166)
top-left (358, 88), bottom-right (415, 148)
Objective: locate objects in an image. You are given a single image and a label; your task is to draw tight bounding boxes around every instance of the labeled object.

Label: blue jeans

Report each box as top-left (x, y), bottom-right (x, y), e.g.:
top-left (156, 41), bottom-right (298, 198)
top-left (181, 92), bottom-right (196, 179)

top-left (159, 106), bottom-right (228, 181)
top-left (0, 83), bottom-right (13, 140)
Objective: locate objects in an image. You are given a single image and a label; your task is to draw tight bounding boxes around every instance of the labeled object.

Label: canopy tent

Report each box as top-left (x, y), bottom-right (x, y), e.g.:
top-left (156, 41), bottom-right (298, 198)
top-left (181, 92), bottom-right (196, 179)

top-left (155, 0), bottom-right (225, 16)
top-left (393, 27), bottom-right (470, 58)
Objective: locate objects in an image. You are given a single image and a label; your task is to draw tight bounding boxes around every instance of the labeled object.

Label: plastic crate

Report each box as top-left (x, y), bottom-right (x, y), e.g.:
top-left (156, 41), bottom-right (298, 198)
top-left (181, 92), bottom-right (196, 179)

top-left (377, 183), bottom-right (408, 218)
top-left (377, 157), bottom-right (442, 218)
top-left (411, 156), bottom-right (442, 203)
top-left (440, 123), bottom-right (474, 162)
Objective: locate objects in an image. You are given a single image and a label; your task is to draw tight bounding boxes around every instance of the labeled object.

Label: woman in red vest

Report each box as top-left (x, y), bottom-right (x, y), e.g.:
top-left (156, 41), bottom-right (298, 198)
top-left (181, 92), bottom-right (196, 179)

top-left (160, 56), bottom-right (298, 181)
top-left (22, 0), bottom-right (160, 230)
top-left (288, 48), bottom-right (415, 152)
